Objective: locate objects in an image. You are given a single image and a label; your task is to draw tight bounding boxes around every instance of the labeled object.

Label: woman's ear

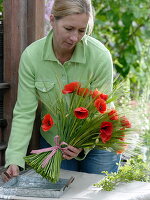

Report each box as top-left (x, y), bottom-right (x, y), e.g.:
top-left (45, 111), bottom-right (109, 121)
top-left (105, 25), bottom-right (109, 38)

top-left (50, 14), bottom-right (55, 28)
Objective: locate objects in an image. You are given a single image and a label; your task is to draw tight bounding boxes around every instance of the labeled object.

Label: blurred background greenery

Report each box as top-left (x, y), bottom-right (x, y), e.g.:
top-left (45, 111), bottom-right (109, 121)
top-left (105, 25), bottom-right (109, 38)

top-left (91, 0), bottom-right (150, 162)
top-left (92, 0), bottom-right (150, 99)
top-left (91, 0), bottom-right (150, 161)
top-left (0, 0), bottom-right (3, 20)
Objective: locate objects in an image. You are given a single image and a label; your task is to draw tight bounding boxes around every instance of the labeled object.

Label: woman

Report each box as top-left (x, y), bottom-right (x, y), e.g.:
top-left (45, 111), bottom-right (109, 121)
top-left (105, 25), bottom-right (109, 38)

top-left (2, 0), bottom-right (121, 182)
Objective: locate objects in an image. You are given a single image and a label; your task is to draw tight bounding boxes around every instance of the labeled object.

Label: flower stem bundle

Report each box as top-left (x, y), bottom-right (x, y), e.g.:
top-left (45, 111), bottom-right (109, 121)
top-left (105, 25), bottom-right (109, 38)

top-left (24, 150), bottom-right (62, 183)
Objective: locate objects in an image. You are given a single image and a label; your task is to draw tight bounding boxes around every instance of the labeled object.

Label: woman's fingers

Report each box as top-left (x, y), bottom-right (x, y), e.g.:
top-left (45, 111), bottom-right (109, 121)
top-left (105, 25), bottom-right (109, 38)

top-left (1, 165), bottom-right (20, 182)
top-left (7, 165), bottom-right (19, 177)
top-left (1, 171), bottom-right (11, 182)
top-left (63, 145), bottom-right (82, 160)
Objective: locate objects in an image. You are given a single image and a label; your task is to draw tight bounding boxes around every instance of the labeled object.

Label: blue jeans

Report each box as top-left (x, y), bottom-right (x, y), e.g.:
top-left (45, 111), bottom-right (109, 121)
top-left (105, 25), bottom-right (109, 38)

top-left (40, 136), bottom-right (121, 174)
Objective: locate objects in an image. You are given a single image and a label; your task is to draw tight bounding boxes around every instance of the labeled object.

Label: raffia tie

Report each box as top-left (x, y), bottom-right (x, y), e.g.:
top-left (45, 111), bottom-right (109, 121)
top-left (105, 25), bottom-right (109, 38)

top-left (31, 135), bottom-right (67, 168)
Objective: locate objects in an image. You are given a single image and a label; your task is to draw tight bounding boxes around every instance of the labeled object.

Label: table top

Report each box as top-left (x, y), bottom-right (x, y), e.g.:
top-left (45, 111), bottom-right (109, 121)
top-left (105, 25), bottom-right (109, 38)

top-left (0, 169), bottom-right (150, 200)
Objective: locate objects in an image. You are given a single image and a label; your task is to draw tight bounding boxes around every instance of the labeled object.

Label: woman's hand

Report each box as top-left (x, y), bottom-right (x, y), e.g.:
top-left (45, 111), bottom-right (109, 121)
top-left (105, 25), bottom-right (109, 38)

top-left (62, 145), bottom-right (83, 160)
top-left (1, 164), bottom-right (20, 182)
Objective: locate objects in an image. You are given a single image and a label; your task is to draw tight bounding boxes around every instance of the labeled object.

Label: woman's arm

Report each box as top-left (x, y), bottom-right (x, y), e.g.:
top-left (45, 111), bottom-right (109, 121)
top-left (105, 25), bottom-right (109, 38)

top-left (5, 49), bottom-right (38, 169)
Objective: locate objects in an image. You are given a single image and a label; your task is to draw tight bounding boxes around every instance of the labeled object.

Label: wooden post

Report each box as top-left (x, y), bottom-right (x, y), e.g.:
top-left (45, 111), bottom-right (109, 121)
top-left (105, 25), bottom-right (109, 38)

top-left (27, 0), bottom-right (45, 45)
top-left (2, 0), bottom-right (44, 166)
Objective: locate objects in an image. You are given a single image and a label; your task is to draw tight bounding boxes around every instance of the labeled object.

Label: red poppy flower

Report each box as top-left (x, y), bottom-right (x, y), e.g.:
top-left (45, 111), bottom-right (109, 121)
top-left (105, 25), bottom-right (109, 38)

top-left (116, 149), bottom-right (124, 154)
top-left (41, 114), bottom-right (54, 132)
top-left (108, 109), bottom-right (119, 120)
top-left (99, 93), bottom-right (108, 101)
top-left (77, 88), bottom-right (91, 97)
top-left (99, 121), bottom-right (113, 143)
top-left (74, 107), bottom-right (89, 119)
top-left (120, 116), bottom-right (131, 128)
top-left (92, 89), bottom-right (108, 101)
top-left (116, 144), bottom-right (128, 154)
top-left (62, 82), bottom-right (81, 94)
top-left (92, 89), bottom-right (101, 99)
top-left (94, 98), bottom-right (107, 113)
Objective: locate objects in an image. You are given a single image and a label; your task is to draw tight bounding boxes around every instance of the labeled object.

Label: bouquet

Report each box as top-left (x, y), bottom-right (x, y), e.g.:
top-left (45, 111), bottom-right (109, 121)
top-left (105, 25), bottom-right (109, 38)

top-left (24, 81), bottom-right (132, 183)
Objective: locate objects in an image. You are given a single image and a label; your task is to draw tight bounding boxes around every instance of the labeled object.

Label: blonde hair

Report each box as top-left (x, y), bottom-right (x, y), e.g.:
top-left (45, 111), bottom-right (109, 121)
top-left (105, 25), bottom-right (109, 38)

top-left (51, 0), bottom-right (94, 35)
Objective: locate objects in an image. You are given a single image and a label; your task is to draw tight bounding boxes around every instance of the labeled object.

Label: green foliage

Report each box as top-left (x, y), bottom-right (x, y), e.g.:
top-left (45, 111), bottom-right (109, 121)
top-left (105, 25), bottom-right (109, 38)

top-left (94, 155), bottom-right (150, 191)
top-left (143, 130), bottom-right (150, 162)
top-left (92, 0), bottom-right (150, 95)
top-left (129, 83), bottom-right (150, 160)
top-left (0, 0), bottom-right (3, 20)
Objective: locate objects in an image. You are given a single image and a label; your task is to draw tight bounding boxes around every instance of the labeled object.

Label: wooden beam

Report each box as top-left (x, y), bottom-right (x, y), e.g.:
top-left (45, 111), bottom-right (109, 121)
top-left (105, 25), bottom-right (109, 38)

top-left (27, 0), bottom-right (45, 45)
top-left (2, 0), bottom-right (44, 166)
top-left (3, 0), bottom-right (28, 143)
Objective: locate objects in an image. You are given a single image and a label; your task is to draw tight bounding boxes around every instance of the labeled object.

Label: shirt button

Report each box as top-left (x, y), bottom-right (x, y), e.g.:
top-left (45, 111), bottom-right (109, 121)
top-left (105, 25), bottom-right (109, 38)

top-left (42, 88), bottom-right (46, 92)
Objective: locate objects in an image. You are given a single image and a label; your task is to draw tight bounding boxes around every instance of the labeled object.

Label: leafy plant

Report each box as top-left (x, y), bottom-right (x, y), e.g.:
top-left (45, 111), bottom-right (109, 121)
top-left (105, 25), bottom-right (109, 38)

top-left (0, 0), bottom-right (3, 12)
top-left (92, 0), bottom-right (150, 97)
top-left (129, 83), bottom-right (150, 162)
top-left (94, 155), bottom-right (150, 191)
top-left (0, 0), bottom-right (3, 21)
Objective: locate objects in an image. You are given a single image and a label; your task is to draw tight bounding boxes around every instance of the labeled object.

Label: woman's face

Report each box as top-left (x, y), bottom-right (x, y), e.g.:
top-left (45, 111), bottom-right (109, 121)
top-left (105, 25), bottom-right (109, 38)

top-left (50, 13), bottom-right (89, 52)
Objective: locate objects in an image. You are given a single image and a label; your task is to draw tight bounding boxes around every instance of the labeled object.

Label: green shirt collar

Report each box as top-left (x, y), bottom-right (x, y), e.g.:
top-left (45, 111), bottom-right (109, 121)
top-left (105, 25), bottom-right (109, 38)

top-left (43, 30), bottom-right (86, 64)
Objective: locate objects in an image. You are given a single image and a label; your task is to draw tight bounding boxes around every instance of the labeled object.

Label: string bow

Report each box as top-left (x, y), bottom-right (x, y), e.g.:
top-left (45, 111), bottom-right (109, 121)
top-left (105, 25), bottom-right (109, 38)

top-left (31, 135), bottom-right (68, 168)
